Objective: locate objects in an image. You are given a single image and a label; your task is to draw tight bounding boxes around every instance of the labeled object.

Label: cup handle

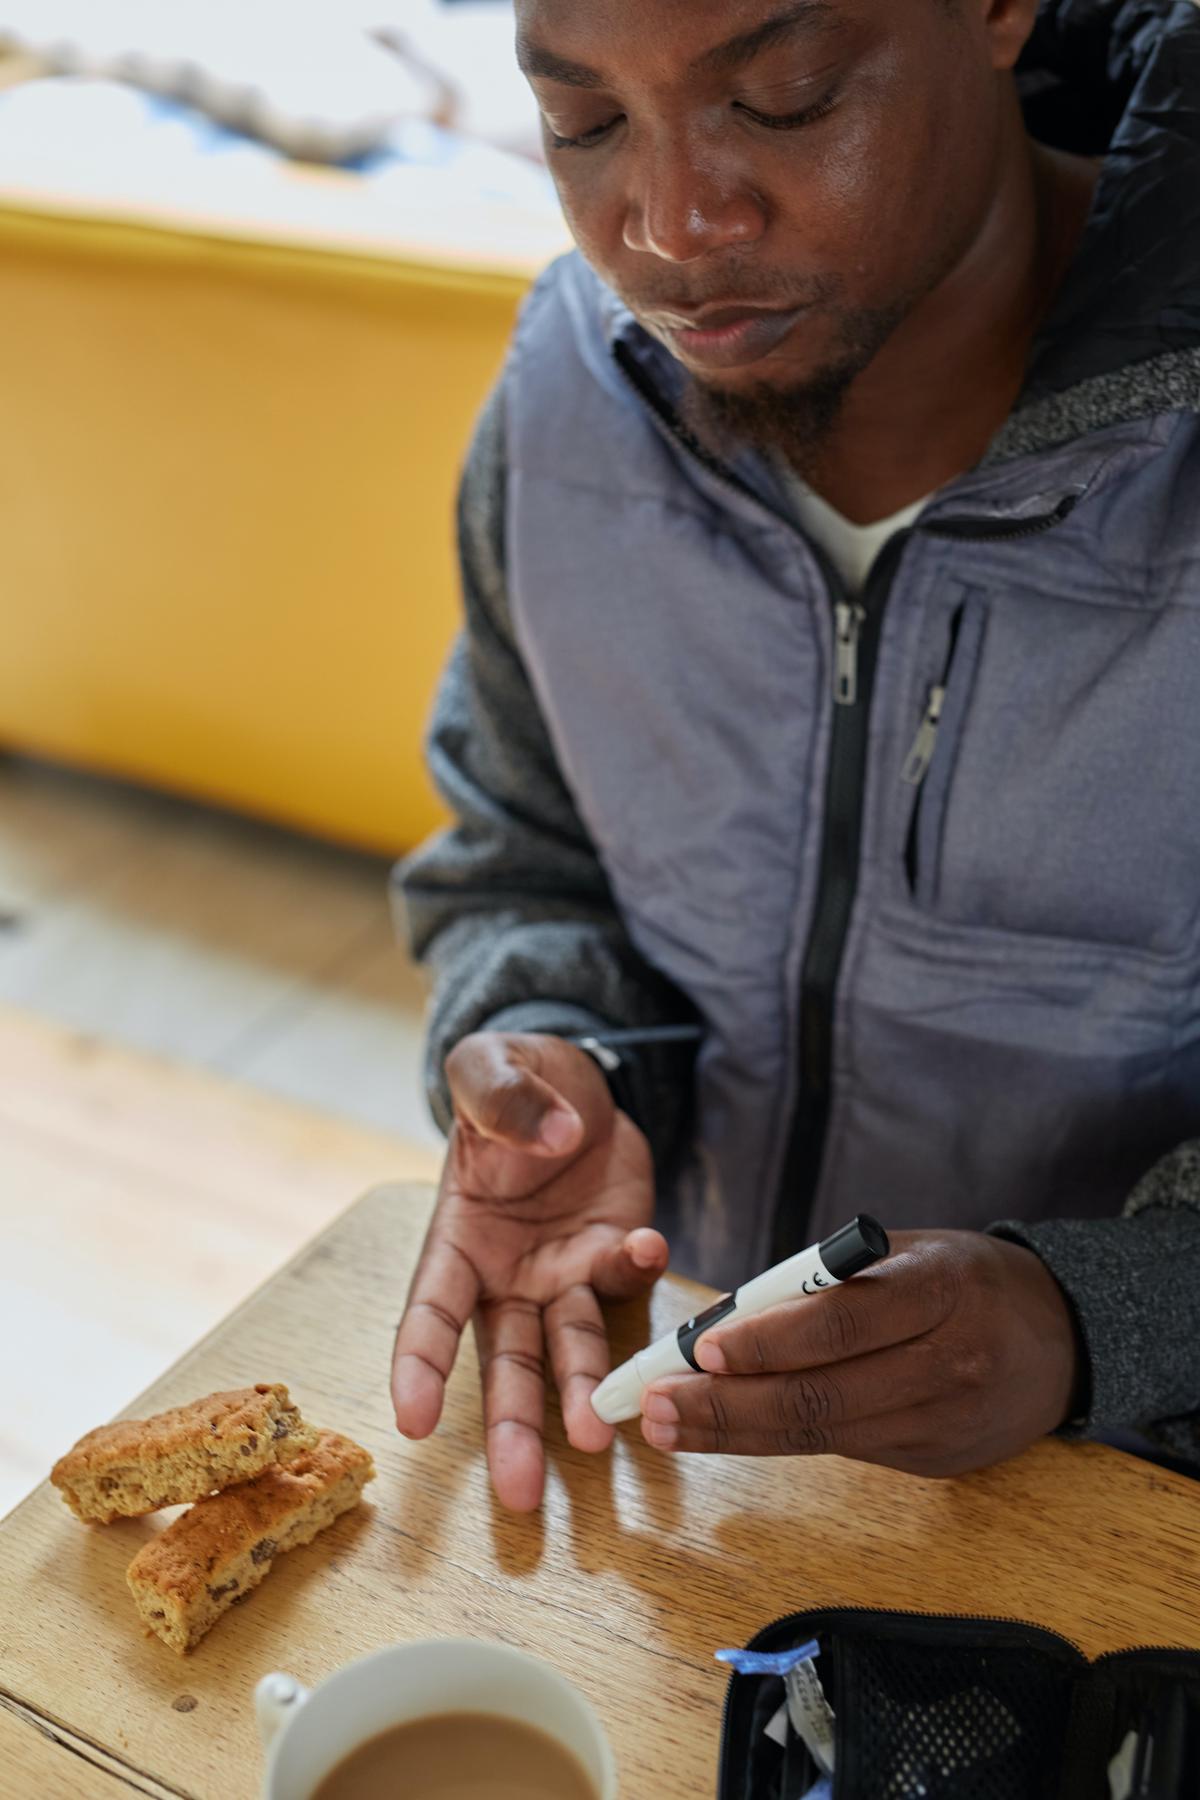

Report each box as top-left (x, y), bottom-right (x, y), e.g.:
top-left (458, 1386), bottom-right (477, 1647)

top-left (255, 1672), bottom-right (310, 1752)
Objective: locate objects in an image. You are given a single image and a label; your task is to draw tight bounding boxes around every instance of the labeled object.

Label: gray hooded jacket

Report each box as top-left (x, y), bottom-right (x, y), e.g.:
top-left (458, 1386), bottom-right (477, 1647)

top-left (397, 0), bottom-right (1200, 1460)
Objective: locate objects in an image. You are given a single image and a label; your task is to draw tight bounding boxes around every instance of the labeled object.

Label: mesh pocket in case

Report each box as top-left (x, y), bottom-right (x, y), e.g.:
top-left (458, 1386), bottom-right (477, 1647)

top-left (718, 1607), bottom-right (1200, 1800)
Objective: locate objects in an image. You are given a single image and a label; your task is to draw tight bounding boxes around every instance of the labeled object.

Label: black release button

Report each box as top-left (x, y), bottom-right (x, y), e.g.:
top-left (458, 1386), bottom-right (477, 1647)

top-left (677, 1293), bottom-right (738, 1370)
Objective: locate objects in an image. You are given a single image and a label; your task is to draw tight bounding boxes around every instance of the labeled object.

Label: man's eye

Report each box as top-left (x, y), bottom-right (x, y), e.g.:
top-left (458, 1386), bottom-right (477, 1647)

top-left (546, 116), bottom-right (623, 151)
top-left (736, 89), bottom-right (840, 131)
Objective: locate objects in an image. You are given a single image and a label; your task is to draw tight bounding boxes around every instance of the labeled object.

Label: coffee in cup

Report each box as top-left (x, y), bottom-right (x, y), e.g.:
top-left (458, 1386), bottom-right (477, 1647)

top-left (311, 1710), bottom-right (599, 1798)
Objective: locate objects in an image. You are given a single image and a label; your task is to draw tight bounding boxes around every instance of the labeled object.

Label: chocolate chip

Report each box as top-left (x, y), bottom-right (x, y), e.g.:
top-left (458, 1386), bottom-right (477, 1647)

top-left (98, 1477), bottom-right (117, 1493)
top-left (239, 1444), bottom-right (252, 1456)
top-left (230, 1591), bottom-right (253, 1607)
top-left (250, 1538), bottom-right (276, 1565)
top-left (206, 1579), bottom-right (240, 1600)
top-left (247, 1433), bottom-right (258, 1450)
top-left (272, 1419), bottom-right (289, 1440)
top-left (172, 1696), bottom-right (198, 1713)
top-left (150, 1610), bottom-right (165, 1620)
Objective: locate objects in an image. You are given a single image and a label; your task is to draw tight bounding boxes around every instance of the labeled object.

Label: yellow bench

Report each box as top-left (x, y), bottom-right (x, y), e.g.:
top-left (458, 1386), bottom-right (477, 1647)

top-left (0, 158), bottom-right (554, 852)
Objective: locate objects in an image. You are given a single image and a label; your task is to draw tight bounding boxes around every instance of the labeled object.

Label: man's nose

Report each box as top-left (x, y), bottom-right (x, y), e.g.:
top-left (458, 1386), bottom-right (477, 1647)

top-left (622, 136), bottom-right (765, 262)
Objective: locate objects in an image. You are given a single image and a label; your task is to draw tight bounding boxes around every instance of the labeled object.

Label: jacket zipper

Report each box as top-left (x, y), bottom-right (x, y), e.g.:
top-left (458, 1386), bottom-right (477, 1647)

top-left (834, 601), bottom-right (867, 707)
top-left (612, 341), bottom-right (1082, 1262)
top-left (769, 533), bottom-right (911, 1263)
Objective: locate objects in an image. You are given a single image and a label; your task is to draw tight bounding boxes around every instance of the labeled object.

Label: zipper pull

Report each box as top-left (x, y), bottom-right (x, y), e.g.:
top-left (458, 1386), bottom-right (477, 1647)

top-left (834, 601), bottom-right (866, 706)
top-left (901, 685), bottom-right (946, 785)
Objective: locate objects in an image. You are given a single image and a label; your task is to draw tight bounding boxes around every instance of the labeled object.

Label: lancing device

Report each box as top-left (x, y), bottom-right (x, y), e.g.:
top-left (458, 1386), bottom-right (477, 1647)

top-left (590, 1214), bottom-right (890, 1426)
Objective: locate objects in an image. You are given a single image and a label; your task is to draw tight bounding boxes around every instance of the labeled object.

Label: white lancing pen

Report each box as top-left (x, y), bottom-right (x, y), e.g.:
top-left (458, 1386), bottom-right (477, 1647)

top-left (590, 1214), bottom-right (890, 1425)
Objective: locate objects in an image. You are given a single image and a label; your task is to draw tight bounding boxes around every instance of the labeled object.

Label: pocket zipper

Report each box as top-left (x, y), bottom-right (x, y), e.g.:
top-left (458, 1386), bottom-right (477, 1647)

top-left (901, 602), bottom-right (970, 898)
top-left (901, 684), bottom-right (947, 788)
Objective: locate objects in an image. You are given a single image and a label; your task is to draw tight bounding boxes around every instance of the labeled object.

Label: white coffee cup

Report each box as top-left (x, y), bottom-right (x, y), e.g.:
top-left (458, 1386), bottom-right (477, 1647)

top-left (255, 1637), bottom-right (619, 1799)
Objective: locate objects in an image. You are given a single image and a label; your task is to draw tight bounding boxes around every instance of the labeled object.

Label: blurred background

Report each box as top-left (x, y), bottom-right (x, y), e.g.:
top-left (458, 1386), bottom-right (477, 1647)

top-left (0, 1), bottom-right (569, 1514)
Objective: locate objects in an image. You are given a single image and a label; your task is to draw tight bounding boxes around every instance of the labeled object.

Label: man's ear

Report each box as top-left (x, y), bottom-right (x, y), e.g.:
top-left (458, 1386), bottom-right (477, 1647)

top-left (980, 0), bottom-right (1040, 72)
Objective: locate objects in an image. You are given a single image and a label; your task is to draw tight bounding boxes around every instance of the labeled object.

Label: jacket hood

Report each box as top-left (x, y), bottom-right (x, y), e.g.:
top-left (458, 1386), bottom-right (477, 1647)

top-left (988, 0), bottom-right (1200, 461)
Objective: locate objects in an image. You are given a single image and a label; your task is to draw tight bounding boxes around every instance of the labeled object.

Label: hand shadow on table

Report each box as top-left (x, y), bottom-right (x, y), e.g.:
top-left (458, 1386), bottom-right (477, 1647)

top-left (545, 1429), bottom-right (793, 1660)
top-left (485, 1291), bottom-right (693, 1575)
top-left (370, 1412), bottom-right (478, 1583)
top-left (374, 1295), bottom-right (692, 1589)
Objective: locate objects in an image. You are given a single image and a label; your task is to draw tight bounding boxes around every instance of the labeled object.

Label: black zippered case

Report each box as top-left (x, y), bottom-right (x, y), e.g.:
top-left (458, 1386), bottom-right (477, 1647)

top-left (717, 1607), bottom-right (1200, 1799)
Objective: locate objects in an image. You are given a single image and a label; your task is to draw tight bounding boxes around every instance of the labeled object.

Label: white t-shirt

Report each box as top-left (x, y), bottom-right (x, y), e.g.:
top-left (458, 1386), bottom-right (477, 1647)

top-left (773, 465), bottom-right (932, 594)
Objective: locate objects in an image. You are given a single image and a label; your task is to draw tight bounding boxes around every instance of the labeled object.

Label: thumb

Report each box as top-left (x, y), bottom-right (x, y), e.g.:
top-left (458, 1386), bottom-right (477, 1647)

top-left (449, 1038), bottom-right (585, 1155)
top-left (536, 1103), bottom-right (585, 1154)
top-left (590, 1227), bottom-right (670, 1300)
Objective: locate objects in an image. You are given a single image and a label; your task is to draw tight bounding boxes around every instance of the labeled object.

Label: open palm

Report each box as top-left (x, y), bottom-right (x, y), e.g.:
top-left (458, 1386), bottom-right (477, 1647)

top-left (391, 1034), bottom-right (665, 1511)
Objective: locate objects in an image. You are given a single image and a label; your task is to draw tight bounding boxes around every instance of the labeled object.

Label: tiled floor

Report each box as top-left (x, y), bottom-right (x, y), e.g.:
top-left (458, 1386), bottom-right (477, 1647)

top-left (0, 754), bottom-right (445, 1518)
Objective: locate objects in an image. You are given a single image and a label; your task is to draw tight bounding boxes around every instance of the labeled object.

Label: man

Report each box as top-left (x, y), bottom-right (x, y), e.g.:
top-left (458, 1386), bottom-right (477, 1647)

top-left (390, 0), bottom-right (1200, 1513)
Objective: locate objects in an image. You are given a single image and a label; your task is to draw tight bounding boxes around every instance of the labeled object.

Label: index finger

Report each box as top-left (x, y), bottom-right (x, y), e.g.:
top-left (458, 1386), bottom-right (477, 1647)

top-left (694, 1241), bottom-right (959, 1376)
top-left (392, 1235), bottom-right (481, 1438)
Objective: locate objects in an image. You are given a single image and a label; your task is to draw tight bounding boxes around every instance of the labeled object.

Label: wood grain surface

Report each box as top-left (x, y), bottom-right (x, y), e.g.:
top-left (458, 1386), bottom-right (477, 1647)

top-left (0, 1696), bottom-right (182, 1799)
top-left (0, 1003), bottom-right (439, 1516)
top-left (2, 1183), bottom-right (1200, 1800)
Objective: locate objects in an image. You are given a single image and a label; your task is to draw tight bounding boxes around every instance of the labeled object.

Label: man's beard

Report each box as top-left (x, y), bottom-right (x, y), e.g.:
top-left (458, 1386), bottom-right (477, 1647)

top-left (680, 297), bottom-right (911, 478)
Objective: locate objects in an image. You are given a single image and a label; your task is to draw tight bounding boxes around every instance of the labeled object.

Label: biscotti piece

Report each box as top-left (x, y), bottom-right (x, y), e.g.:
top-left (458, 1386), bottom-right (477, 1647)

top-left (51, 1384), bottom-right (318, 1523)
top-left (126, 1429), bottom-right (375, 1653)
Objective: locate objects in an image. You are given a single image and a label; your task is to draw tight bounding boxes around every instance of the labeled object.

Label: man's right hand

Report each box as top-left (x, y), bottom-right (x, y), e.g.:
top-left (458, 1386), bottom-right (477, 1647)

top-left (390, 1031), bottom-right (665, 1513)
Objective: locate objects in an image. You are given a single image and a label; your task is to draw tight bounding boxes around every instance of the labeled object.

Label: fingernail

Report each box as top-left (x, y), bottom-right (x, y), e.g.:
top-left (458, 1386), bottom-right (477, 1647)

top-left (539, 1109), bottom-right (578, 1152)
top-left (629, 1233), bottom-right (659, 1269)
top-left (696, 1338), bottom-right (726, 1373)
top-left (642, 1392), bottom-right (678, 1425)
top-left (643, 1420), bottom-right (679, 1449)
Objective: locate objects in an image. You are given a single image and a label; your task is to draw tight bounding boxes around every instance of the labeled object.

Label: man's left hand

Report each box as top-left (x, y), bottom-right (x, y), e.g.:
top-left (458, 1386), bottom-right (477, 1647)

top-left (640, 1231), bottom-right (1083, 1477)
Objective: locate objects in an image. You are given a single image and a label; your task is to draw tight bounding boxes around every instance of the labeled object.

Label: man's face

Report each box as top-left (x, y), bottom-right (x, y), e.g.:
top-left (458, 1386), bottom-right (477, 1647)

top-left (517, 0), bottom-right (1019, 425)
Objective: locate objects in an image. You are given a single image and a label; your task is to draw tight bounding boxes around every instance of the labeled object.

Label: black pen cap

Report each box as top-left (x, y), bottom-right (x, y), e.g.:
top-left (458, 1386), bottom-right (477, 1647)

top-left (818, 1215), bottom-right (889, 1280)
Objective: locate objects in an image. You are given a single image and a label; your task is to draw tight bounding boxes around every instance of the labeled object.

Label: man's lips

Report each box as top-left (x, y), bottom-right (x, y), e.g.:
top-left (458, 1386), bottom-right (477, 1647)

top-left (649, 302), bottom-right (809, 371)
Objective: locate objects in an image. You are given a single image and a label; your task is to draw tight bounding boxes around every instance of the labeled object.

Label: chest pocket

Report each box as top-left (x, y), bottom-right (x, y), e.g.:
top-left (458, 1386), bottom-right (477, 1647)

top-left (900, 585), bottom-right (1200, 955)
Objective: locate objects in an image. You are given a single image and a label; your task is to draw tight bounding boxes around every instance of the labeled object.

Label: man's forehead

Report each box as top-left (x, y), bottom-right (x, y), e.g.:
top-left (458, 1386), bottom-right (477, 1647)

top-left (515, 0), bottom-right (837, 26)
top-left (516, 0), bottom-right (845, 85)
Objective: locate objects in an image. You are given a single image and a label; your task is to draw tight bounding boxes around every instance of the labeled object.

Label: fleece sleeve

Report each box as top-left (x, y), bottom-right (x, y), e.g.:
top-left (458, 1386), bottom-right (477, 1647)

top-left (989, 1140), bottom-right (1200, 1462)
top-left (392, 382), bottom-right (699, 1168)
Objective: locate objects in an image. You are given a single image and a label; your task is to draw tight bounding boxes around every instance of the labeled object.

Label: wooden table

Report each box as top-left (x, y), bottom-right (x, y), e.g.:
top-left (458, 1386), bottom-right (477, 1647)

top-left (3, 1183), bottom-right (1200, 1799)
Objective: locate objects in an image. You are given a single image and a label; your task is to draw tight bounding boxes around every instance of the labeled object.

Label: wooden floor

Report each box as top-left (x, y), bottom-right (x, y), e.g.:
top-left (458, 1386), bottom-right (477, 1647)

top-left (0, 756), bottom-right (444, 1519)
top-left (0, 756), bottom-right (443, 1146)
